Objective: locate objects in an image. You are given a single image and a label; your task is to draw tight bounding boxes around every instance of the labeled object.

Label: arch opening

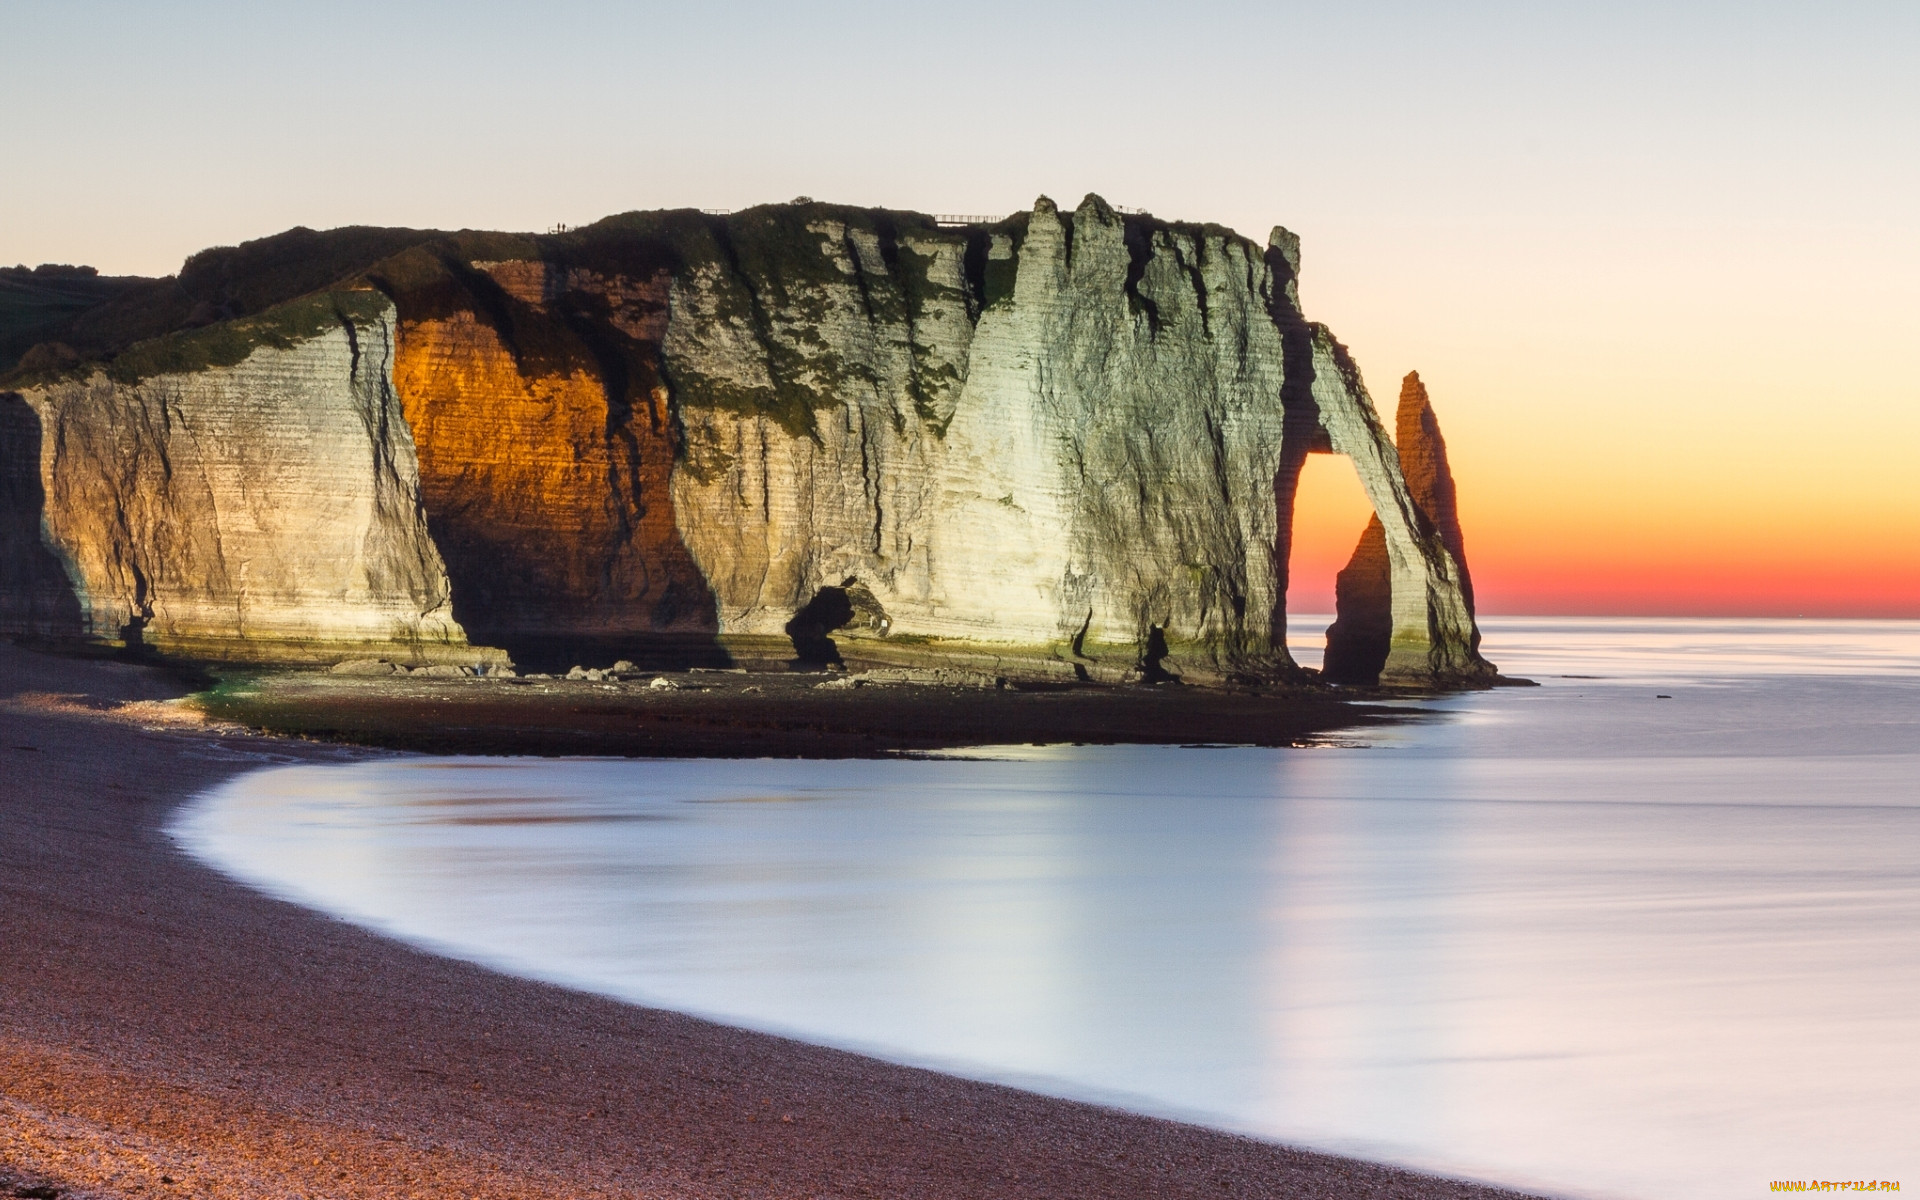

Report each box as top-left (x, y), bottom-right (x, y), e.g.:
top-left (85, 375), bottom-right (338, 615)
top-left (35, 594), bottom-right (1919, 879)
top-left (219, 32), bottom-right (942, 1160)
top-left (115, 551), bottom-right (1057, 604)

top-left (1284, 450), bottom-right (1378, 674)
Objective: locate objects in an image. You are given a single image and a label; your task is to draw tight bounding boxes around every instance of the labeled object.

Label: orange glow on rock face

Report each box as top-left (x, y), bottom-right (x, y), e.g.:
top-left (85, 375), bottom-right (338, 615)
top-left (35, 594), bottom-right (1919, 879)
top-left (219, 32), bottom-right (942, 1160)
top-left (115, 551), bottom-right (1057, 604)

top-left (389, 262), bottom-right (716, 651)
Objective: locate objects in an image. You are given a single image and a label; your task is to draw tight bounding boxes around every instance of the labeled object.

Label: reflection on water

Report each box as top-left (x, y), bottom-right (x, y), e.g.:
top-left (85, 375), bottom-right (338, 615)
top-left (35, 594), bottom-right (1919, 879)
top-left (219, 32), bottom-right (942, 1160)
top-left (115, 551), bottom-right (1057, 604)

top-left (173, 619), bottom-right (1920, 1200)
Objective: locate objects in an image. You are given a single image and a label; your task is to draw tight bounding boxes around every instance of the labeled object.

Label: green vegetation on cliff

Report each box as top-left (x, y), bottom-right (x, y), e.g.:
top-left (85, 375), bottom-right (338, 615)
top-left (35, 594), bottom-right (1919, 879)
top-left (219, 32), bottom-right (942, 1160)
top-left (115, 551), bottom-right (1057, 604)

top-left (5, 203), bottom-right (1103, 439)
top-left (103, 290), bottom-right (393, 384)
top-left (0, 265), bottom-right (152, 374)
top-left (1, 226), bottom-right (449, 387)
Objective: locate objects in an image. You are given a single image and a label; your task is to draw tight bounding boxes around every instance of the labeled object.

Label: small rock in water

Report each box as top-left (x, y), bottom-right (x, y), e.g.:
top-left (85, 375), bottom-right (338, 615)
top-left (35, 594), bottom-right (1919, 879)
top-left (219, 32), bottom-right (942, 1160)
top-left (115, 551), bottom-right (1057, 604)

top-left (566, 666), bottom-right (590, 681)
top-left (611, 660), bottom-right (636, 673)
top-left (648, 676), bottom-right (680, 690)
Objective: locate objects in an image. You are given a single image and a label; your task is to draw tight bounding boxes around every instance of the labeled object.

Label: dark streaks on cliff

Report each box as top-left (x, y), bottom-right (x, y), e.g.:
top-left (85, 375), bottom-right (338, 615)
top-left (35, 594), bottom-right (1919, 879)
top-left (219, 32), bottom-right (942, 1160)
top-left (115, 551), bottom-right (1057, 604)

top-left (1120, 219), bottom-right (1163, 331)
top-left (0, 394), bottom-right (85, 637)
top-left (960, 226), bottom-right (993, 319)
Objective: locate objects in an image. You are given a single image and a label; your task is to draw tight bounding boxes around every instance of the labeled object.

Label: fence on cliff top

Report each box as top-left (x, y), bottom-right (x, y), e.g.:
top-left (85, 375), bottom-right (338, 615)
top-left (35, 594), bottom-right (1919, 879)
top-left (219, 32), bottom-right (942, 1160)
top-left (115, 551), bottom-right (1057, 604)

top-left (550, 206), bottom-right (1153, 233)
top-left (935, 207), bottom-right (1150, 226)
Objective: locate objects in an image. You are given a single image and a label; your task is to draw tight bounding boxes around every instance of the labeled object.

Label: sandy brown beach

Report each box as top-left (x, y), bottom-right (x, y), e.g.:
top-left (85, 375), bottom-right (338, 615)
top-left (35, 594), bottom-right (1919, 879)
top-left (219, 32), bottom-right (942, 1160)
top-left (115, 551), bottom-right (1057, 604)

top-left (0, 643), bottom-right (1545, 1200)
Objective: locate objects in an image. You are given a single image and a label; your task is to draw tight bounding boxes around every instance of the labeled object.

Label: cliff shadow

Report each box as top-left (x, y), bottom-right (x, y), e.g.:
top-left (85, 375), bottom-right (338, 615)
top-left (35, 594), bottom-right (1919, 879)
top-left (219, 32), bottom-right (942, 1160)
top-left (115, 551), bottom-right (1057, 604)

top-left (426, 499), bottom-right (732, 675)
top-left (784, 587), bottom-right (853, 666)
top-left (0, 393), bottom-right (85, 639)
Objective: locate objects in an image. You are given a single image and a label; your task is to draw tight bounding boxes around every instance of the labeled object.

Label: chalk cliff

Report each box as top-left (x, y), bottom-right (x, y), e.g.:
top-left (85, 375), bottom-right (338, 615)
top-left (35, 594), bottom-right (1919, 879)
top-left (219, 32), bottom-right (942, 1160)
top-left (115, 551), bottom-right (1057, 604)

top-left (13, 294), bottom-right (479, 662)
top-left (1, 197), bottom-right (1491, 683)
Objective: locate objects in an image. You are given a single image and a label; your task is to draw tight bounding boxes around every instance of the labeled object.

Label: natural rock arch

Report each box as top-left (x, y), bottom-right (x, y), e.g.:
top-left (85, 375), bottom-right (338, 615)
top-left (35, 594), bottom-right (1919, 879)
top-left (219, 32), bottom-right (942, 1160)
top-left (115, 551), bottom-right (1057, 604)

top-left (1318, 371), bottom-right (1495, 686)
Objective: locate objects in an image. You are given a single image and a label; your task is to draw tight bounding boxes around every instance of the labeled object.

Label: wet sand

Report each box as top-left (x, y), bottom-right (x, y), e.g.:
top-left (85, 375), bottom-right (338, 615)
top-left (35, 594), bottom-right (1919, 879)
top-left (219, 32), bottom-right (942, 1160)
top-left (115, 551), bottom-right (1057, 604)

top-left (0, 643), bottom-right (1544, 1199)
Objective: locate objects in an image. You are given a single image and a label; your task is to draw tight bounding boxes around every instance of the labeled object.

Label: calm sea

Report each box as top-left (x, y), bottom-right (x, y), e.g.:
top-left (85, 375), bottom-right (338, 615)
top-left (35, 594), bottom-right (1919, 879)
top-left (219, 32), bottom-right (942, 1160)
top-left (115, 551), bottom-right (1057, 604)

top-left (173, 618), bottom-right (1920, 1200)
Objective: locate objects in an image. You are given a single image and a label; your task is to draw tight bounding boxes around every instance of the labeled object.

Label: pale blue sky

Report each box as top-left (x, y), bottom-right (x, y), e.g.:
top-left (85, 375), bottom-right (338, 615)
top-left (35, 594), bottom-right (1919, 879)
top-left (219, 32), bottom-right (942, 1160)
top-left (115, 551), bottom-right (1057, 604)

top-left (5, 1), bottom-right (1910, 275)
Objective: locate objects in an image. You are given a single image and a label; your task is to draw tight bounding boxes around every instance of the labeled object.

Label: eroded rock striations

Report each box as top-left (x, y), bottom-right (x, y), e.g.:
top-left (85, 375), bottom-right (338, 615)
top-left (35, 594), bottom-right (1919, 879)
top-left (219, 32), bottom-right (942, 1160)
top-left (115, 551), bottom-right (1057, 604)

top-left (0, 197), bottom-right (1490, 682)
top-left (12, 295), bottom-right (480, 663)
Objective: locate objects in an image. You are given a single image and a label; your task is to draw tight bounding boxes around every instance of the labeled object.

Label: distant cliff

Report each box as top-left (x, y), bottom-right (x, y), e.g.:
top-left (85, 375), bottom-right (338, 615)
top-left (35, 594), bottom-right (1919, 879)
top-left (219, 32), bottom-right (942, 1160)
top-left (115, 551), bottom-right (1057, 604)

top-left (0, 197), bottom-right (1495, 684)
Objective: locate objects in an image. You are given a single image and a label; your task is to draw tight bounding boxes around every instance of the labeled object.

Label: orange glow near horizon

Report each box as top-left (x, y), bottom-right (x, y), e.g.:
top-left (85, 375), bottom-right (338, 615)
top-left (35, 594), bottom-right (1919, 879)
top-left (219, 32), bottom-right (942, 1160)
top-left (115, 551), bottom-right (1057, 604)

top-left (1288, 455), bottom-right (1378, 616)
top-left (1297, 212), bottom-right (1920, 621)
top-left (1286, 386), bottom-right (1920, 621)
top-left (1462, 520), bottom-right (1920, 618)
top-left (1436, 374), bottom-right (1920, 619)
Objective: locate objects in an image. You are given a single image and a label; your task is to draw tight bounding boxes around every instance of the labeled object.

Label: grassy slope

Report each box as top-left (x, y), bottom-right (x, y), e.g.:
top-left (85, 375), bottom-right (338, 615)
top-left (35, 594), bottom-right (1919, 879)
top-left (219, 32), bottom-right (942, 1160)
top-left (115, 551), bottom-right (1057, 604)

top-left (1, 205), bottom-right (1021, 390)
top-left (0, 269), bottom-right (153, 373)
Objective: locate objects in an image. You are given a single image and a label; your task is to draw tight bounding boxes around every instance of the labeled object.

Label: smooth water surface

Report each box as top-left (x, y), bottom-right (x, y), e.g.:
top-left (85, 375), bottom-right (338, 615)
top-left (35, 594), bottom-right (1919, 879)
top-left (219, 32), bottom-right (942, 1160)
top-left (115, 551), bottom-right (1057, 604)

top-left (174, 619), bottom-right (1920, 1200)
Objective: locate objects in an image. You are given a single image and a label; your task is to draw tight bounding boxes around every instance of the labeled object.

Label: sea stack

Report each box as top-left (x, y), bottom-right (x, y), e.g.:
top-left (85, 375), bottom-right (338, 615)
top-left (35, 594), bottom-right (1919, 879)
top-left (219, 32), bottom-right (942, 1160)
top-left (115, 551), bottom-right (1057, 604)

top-left (0, 197), bottom-right (1491, 684)
top-left (1323, 371), bottom-right (1495, 685)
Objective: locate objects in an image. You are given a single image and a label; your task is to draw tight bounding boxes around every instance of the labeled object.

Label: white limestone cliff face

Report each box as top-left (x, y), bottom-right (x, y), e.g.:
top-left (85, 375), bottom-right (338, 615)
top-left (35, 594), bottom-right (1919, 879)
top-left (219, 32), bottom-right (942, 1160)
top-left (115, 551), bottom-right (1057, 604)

top-left (916, 197), bottom-right (1294, 679)
top-left (1, 198), bottom-right (1487, 682)
top-left (663, 221), bottom-right (974, 648)
top-left (662, 195), bottom-right (1486, 682)
top-left (15, 302), bottom-right (481, 662)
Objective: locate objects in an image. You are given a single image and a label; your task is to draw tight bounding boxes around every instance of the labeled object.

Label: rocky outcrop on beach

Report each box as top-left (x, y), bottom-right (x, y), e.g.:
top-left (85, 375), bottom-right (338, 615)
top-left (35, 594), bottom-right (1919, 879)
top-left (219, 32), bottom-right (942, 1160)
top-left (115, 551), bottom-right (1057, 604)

top-left (0, 198), bottom-right (1490, 683)
top-left (1323, 372), bottom-right (1494, 684)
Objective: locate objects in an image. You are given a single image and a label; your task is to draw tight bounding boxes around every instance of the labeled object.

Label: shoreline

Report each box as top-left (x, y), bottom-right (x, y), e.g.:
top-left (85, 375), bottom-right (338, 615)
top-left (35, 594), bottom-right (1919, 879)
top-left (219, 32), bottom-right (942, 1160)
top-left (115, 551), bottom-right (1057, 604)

top-left (1, 643), bottom-right (1547, 1199)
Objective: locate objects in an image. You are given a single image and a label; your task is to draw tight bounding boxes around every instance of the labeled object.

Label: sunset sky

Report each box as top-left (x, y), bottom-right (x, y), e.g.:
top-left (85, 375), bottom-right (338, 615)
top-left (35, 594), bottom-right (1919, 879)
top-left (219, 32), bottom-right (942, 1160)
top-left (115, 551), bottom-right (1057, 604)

top-left (5, 0), bottom-right (1914, 616)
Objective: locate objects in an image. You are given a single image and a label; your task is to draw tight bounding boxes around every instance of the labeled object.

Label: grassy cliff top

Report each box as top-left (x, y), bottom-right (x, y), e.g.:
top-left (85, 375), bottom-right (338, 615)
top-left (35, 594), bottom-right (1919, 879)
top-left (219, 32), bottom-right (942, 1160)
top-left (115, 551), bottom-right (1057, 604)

top-left (0, 203), bottom-right (1012, 387)
top-left (0, 266), bottom-right (154, 375)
